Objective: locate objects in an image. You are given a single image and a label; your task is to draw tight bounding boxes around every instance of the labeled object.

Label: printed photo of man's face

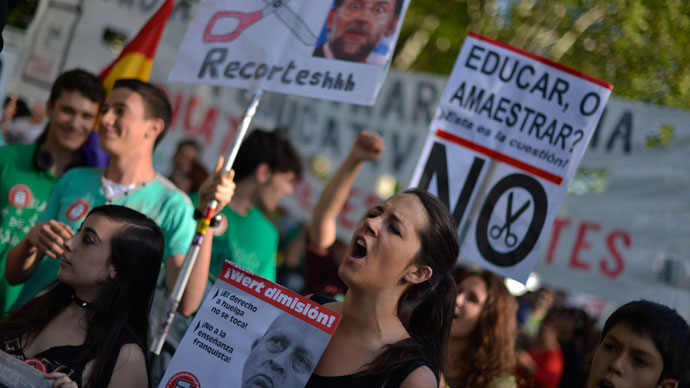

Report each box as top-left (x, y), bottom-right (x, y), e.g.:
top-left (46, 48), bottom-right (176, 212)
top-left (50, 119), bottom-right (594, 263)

top-left (313, 0), bottom-right (402, 65)
top-left (241, 314), bottom-right (327, 388)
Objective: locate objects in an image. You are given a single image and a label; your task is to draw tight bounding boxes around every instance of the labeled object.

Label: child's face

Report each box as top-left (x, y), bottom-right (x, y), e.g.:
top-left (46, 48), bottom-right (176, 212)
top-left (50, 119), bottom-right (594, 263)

top-left (587, 323), bottom-right (677, 388)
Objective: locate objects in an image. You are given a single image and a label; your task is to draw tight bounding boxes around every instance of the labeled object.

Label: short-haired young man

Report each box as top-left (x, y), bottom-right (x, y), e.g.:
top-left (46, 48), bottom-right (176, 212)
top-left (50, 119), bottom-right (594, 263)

top-left (0, 69), bottom-right (104, 313)
top-left (6, 79), bottom-right (234, 316)
top-left (587, 300), bottom-right (690, 388)
top-left (199, 128), bottom-right (302, 282)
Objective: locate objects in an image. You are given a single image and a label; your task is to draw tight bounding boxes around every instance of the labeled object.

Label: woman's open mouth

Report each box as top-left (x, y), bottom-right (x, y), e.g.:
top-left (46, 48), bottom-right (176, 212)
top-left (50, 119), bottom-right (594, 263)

top-left (350, 235), bottom-right (367, 259)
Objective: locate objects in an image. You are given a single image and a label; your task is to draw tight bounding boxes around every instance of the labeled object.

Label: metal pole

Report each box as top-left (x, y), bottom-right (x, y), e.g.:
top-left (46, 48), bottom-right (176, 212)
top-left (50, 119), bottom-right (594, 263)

top-left (150, 89), bottom-right (264, 355)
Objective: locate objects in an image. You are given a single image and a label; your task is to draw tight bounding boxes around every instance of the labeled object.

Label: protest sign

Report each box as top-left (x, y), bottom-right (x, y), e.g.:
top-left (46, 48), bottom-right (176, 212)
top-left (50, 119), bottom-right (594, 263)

top-left (159, 261), bottom-right (340, 388)
top-left (168, 0), bottom-right (410, 105)
top-left (410, 32), bottom-right (612, 282)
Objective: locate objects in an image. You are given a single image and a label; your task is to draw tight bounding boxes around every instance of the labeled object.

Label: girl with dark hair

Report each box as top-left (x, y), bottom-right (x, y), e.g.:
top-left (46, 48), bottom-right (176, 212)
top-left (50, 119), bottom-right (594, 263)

top-left (444, 269), bottom-right (519, 388)
top-left (306, 188), bottom-right (459, 388)
top-left (0, 205), bottom-right (163, 388)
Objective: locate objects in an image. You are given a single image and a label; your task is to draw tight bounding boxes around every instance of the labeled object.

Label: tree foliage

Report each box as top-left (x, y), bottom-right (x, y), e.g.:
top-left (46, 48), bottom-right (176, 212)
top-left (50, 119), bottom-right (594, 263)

top-left (394, 0), bottom-right (690, 108)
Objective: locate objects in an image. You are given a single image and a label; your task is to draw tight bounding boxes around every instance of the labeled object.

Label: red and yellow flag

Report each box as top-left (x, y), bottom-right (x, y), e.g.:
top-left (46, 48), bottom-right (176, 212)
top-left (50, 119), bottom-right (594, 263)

top-left (99, 0), bottom-right (173, 91)
top-left (84, 0), bottom-right (173, 167)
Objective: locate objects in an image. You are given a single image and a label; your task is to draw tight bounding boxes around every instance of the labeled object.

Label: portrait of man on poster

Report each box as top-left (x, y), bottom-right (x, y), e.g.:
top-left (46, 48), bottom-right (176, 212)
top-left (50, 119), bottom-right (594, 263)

top-left (313, 0), bottom-right (403, 65)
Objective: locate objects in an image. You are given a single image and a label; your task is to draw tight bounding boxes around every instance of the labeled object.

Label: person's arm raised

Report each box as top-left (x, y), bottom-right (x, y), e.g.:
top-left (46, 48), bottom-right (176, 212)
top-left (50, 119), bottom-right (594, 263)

top-left (310, 130), bottom-right (383, 250)
top-left (5, 220), bottom-right (74, 284)
top-left (169, 157), bottom-right (235, 316)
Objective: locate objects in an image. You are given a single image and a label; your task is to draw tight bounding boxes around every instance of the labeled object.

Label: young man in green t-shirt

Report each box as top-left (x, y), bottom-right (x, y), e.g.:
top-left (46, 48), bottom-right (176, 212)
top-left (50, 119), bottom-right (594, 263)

top-left (204, 129), bottom-right (302, 282)
top-left (0, 69), bottom-right (104, 313)
top-left (6, 79), bottom-right (235, 316)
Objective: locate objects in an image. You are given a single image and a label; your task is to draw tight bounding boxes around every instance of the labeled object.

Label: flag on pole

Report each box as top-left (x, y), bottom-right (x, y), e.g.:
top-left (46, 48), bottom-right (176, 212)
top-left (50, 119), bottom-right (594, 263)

top-left (83, 0), bottom-right (173, 167)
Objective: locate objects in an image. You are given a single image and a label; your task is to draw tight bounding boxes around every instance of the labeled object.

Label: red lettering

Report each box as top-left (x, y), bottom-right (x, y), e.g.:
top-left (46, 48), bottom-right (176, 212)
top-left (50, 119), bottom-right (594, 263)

top-left (183, 96), bottom-right (200, 135)
top-left (545, 217), bottom-right (570, 264)
top-left (599, 230), bottom-right (630, 278)
top-left (197, 107), bottom-right (217, 145)
top-left (569, 221), bottom-right (600, 270)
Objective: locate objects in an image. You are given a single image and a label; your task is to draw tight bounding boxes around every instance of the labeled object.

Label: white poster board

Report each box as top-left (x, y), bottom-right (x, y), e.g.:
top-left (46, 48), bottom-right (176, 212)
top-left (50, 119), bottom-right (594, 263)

top-left (159, 261), bottom-right (340, 388)
top-left (410, 32), bottom-right (612, 282)
top-left (169, 0), bottom-right (410, 105)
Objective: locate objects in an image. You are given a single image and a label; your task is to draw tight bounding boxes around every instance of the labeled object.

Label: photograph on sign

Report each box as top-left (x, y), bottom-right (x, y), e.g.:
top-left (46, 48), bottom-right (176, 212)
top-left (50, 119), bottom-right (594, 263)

top-left (312, 0), bottom-right (402, 66)
top-left (159, 262), bottom-right (340, 388)
top-left (169, 0), bottom-right (411, 105)
top-left (410, 32), bottom-right (612, 282)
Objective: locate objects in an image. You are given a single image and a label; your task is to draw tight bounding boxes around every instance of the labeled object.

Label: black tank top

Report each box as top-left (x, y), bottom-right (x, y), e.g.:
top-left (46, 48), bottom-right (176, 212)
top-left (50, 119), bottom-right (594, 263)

top-left (306, 359), bottom-right (431, 388)
top-left (1, 326), bottom-right (140, 387)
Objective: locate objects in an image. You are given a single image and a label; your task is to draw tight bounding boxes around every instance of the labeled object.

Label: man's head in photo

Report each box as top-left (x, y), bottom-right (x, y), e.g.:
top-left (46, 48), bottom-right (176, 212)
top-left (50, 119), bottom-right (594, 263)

top-left (325, 0), bottom-right (402, 62)
top-left (241, 313), bottom-right (328, 388)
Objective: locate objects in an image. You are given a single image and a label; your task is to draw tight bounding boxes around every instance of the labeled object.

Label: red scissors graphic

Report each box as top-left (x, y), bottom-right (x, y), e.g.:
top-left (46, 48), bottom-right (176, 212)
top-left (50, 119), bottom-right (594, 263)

top-left (204, 0), bottom-right (317, 46)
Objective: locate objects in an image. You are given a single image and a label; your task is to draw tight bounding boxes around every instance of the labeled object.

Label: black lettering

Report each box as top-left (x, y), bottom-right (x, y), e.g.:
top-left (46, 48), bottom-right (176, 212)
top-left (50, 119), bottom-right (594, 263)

top-left (322, 71), bottom-right (334, 88)
top-left (309, 72), bottom-right (322, 85)
top-left (498, 57), bottom-right (518, 83)
top-left (254, 63), bottom-right (268, 79)
top-left (477, 94), bottom-right (494, 117)
top-left (198, 48), bottom-right (227, 78)
top-left (464, 85), bottom-right (484, 112)
top-left (530, 73), bottom-right (549, 99)
top-left (392, 133), bottom-right (416, 172)
top-left (344, 74), bottom-right (355, 91)
top-left (452, 157), bottom-right (485, 226)
top-left (413, 81), bottom-right (438, 124)
top-left (449, 82), bottom-right (466, 107)
top-left (516, 65), bottom-right (535, 89)
top-left (549, 78), bottom-right (569, 105)
top-left (506, 103), bottom-right (522, 126)
top-left (554, 123), bottom-right (573, 150)
top-left (465, 45), bottom-right (485, 70)
top-left (281, 60), bottom-right (297, 84)
top-left (580, 92), bottom-right (601, 116)
top-left (528, 112), bottom-right (546, 137)
top-left (239, 62), bottom-right (255, 79)
top-left (481, 50), bottom-right (500, 75)
top-left (589, 108), bottom-right (607, 149)
top-left (519, 107), bottom-right (535, 131)
top-left (493, 97), bottom-right (510, 123)
top-left (606, 111), bottom-right (632, 154)
top-left (417, 142), bottom-right (450, 208)
top-left (295, 70), bottom-right (309, 85)
top-left (223, 61), bottom-right (240, 79)
top-left (268, 65), bottom-right (284, 80)
top-left (382, 80), bottom-right (404, 120)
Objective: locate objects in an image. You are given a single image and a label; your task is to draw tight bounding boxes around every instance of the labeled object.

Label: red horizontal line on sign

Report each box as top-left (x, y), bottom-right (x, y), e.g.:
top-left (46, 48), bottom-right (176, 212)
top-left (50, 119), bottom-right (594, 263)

top-left (435, 129), bottom-right (563, 185)
top-left (468, 31), bottom-right (613, 90)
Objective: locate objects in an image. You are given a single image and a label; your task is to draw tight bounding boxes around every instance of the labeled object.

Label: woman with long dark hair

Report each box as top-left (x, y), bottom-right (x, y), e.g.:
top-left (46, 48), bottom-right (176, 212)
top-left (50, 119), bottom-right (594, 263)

top-left (306, 188), bottom-right (459, 388)
top-left (0, 205), bottom-right (163, 388)
top-left (444, 269), bottom-right (519, 388)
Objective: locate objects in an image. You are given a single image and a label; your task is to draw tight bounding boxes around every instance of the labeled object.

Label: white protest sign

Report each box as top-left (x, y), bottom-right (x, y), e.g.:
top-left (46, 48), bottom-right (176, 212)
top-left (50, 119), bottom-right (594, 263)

top-left (169, 0), bottom-right (410, 105)
top-left (410, 32), bottom-right (612, 282)
top-left (160, 261), bottom-right (340, 388)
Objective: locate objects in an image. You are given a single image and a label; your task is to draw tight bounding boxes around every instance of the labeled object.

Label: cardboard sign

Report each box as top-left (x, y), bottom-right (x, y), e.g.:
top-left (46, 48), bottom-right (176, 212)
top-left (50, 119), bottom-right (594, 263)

top-left (169, 0), bottom-right (410, 105)
top-left (159, 262), bottom-right (340, 388)
top-left (410, 32), bottom-right (612, 282)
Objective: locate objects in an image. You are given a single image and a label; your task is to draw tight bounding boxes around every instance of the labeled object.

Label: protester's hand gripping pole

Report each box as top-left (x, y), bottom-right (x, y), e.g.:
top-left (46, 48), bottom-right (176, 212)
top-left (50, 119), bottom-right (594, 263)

top-left (151, 89), bottom-right (265, 355)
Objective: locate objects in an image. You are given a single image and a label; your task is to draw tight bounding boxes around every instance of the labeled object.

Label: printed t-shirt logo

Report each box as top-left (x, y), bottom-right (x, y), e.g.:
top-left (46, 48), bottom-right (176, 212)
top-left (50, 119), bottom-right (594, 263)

top-left (65, 200), bottom-right (91, 222)
top-left (9, 184), bottom-right (33, 209)
top-left (166, 371), bottom-right (201, 388)
top-left (213, 214), bottom-right (228, 236)
top-left (24, 358), bottom-right (48, 373)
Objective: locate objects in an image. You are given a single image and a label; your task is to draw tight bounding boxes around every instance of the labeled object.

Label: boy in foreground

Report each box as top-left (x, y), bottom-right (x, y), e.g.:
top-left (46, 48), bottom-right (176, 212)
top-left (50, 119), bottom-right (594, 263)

top-left (587, 300), bottom-right (689, 388)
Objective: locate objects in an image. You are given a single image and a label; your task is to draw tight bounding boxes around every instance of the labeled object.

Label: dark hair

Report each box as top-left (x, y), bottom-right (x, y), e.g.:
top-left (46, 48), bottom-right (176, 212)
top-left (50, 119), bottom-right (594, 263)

top-left (449, 268), bottom-right (518, 387)
top-left (233, 129), bottom-right (302, 182)
top-left (176, 138), bottom-right (201, 153)
top-left (364, 188), bottom-right (459, 381)
top-left (113, 78), bottom-right (172, 147)
top-left (0, 205), bottom-right (164, 388)
top-left (601, 300), bottom-right (690, 382)
top-left (48, 69), bottom-right (104, 107)
top-left (333, 0), bottom-right (403, 16)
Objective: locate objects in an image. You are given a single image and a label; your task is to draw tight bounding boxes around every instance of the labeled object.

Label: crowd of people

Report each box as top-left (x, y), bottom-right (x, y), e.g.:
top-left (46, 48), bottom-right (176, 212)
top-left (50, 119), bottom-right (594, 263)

top-left (0, 68), bottom-right (688, 388)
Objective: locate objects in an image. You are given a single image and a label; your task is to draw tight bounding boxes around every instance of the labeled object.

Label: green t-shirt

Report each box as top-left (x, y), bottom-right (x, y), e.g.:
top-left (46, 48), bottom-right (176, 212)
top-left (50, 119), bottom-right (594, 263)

top-left (191, 193), bottom-right (278, 281)
top-left (0, 144), bottom-right (59, 313)
top-left (11, 167), bottom-right (195, 310)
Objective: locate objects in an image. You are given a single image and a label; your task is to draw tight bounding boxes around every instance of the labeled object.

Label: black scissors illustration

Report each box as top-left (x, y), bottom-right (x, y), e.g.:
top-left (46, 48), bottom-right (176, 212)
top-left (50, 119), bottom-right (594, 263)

top-left (489, 192), bottom-right (530, 248)
top-left (204, 0), bottom-right (318, 46)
